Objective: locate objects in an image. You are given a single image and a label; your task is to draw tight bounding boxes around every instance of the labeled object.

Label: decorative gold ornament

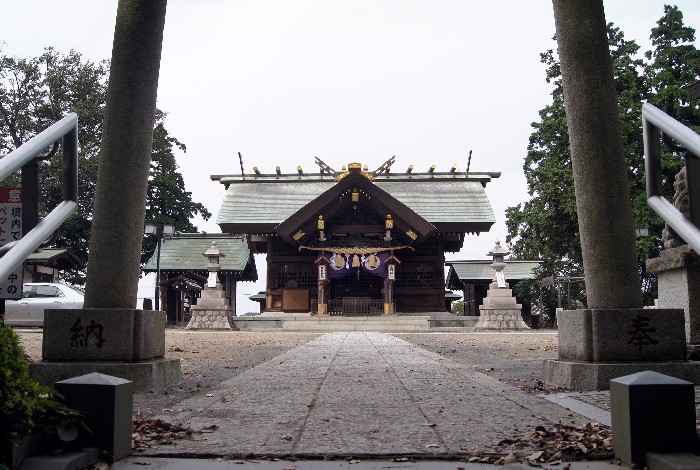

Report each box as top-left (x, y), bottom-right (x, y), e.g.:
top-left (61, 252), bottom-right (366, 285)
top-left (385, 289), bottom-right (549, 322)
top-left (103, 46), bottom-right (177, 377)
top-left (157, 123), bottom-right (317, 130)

top-left (351, 188), bottom-right (360, 202)
top-left (385, 214), bottom-right (394, 229)
top-left (293, 230), bottom-right (305, 241)
top-left (317, 215), bottom-right (325, 230)
top-left (406, 229), bottom-right (418, 240)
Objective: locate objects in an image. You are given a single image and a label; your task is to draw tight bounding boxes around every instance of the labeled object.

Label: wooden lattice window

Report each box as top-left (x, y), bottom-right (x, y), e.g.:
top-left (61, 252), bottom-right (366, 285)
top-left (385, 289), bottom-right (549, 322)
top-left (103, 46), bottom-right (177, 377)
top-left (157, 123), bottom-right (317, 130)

top-left (275, 264), bottom-right (317, 289)
top-left (395, 263), bottom-right (434, 288)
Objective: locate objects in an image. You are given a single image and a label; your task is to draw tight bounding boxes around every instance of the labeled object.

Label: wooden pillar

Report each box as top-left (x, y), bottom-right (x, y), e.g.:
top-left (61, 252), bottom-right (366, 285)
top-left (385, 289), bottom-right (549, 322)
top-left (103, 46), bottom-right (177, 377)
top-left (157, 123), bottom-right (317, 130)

top-left (317, 262), bottom-right (328, 314)
top-left (384, 277), bottom-right (395, 314)
top-left (317, 280), bottom-right (327, 314)
top-left (265, 237), bottom-right (274, 311)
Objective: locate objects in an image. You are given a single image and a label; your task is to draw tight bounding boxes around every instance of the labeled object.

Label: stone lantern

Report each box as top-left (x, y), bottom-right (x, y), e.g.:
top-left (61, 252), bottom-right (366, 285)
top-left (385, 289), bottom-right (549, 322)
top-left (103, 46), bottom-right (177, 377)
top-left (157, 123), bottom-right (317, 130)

top-left (203, 241), bottom-right (225, 288)
top-left (186, 241), bottom-right (233, 330)
top-left (474, 239), bottom-right (529, 330)
top-left (488, 240), bottom-right (509, 287)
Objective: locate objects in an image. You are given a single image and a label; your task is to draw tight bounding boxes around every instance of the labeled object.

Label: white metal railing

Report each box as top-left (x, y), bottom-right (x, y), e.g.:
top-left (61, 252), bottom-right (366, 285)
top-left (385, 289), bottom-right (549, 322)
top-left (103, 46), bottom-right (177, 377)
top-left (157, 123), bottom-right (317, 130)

top-left (0, 113), bottom-right (79, 280)
top-left (643, 103), bottom-right (700, 253)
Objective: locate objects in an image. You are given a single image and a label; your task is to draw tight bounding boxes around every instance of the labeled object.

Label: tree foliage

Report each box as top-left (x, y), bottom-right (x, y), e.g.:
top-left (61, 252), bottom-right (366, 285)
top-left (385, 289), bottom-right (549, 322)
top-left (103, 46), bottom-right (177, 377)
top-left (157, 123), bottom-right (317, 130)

top-left (0, 47), bottom-right (211, 282)
top-left (505, 6), bottom-right (700, 312)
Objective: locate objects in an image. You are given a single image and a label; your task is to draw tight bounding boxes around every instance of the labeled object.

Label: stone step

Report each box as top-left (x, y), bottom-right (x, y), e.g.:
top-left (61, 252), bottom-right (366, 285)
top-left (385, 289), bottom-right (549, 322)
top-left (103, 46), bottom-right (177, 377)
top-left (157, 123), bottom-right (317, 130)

top-left (281, 318), bottom-right (430, 330)
top-left (232, 314), bottom-right (476, 332)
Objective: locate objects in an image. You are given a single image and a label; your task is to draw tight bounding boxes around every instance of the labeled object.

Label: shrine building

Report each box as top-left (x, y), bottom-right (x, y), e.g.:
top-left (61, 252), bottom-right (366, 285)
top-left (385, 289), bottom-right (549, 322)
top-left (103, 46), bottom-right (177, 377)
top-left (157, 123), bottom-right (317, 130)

top-left (211, 158), bottom-right (500, 316)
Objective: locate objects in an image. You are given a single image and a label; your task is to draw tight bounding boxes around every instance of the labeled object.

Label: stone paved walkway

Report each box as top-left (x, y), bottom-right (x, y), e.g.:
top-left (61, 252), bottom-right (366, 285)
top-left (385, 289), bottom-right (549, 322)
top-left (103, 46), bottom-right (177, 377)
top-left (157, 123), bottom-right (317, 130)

top-left (142, 333), bottom-right (591, 458)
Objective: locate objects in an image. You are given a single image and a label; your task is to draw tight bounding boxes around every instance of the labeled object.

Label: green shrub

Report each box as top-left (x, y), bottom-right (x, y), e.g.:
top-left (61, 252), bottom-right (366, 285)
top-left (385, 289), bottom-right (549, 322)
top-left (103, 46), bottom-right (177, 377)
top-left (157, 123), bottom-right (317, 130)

top-left (0, 323), bottom-right (51, 466)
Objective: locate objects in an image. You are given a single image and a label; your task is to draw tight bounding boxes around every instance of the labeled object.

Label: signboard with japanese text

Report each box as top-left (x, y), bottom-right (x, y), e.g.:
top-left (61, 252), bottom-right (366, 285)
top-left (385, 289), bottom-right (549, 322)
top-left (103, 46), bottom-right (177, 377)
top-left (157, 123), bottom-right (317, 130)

top-left (0, 188), bottom-right (23, 299)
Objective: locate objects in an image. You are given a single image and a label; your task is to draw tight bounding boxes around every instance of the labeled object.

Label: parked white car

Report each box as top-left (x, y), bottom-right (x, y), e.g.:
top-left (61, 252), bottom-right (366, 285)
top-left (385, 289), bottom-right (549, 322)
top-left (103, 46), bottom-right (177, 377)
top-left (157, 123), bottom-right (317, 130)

top-left (4, 283), bottom-right (84, 327)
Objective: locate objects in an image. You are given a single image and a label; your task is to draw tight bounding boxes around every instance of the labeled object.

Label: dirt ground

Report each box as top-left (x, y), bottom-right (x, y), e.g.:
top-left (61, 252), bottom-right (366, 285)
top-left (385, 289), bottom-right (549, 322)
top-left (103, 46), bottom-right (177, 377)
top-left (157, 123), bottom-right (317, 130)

top-left (16, 329), bottom-right (559, 419)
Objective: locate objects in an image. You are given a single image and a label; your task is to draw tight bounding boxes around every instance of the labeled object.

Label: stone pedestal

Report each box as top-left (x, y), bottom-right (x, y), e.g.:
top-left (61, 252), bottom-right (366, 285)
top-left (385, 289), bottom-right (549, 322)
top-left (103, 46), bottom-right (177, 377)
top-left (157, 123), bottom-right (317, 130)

top-left (543, 308), bottom-right (700, 390)
top-left (475, 283), bottom-right (529, 329)
top-left (29, 309), bottom-right (182, 392)
top-left (186, 282), bottom-right (234, 329)
top-left (647, 245), bottom-right (700, 358)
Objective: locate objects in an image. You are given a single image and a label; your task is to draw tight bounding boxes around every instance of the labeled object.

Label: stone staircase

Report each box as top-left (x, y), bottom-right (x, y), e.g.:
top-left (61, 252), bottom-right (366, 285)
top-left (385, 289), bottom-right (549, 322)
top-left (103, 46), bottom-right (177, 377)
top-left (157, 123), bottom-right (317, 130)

top-left (232, 314), bottom-right (478, 332)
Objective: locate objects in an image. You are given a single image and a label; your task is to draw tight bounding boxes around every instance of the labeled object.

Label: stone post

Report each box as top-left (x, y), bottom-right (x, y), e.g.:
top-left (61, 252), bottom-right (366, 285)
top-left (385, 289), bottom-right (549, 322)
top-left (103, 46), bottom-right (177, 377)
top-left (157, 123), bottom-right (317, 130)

top-left (553, 0), bottom-right (641, 308)
top-left (29, 0), bottom-right (182, 392)
top-left (543, 0), bottom-right (699, 390)
top-left (85, 0), bottom-right (167, 308)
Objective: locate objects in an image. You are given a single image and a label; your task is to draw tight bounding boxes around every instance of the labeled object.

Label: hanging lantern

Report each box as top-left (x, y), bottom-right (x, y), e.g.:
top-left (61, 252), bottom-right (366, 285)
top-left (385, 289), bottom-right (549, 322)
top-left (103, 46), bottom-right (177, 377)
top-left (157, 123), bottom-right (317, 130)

top-left (318, 215), bottom-right (326, 241)
top-left (385, 214), bottom-right (393, 229)
top-left (351, 188), bottom-right (360, 202)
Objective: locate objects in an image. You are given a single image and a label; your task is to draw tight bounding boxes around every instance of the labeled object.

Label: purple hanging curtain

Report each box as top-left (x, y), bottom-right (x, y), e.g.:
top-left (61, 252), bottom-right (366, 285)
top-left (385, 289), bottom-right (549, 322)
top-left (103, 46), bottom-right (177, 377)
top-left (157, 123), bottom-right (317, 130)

top-left (327, 252), bottom-right (392, 279)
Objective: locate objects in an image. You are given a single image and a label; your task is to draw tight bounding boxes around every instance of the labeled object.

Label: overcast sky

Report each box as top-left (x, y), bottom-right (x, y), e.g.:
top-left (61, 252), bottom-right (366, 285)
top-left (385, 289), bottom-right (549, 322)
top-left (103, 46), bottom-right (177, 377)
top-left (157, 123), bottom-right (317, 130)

top-left (3, 1), bottom-right (700, 312)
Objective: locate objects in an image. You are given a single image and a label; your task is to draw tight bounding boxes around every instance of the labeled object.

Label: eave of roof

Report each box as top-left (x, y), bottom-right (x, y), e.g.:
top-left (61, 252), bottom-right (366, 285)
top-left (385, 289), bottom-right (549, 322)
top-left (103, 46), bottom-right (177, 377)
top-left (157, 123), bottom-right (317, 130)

top-left (212, 171), bottom-right (501, 185)
top-left (446, 260), bottom-right (542, 283)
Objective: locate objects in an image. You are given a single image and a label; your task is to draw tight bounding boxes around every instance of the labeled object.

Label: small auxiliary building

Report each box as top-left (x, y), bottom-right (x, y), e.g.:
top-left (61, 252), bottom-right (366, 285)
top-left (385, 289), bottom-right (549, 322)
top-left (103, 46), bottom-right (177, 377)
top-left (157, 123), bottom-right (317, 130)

top-left (212, 158), bottom-right (500, 315)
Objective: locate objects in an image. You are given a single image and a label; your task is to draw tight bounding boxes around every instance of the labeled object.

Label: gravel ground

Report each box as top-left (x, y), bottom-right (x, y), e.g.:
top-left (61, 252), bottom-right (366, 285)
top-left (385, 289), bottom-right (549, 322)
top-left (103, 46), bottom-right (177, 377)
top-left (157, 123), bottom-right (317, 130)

top-left (16, 328), bottom-right (561, 419)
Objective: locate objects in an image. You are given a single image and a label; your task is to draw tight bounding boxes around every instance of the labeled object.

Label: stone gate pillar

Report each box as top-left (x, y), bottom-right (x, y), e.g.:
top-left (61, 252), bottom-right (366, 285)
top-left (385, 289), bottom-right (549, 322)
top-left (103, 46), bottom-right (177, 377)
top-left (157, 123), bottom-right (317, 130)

top-left (30, 0), bottom-right (181, 392)
top-left (543, 0), bottom-right (699, 390)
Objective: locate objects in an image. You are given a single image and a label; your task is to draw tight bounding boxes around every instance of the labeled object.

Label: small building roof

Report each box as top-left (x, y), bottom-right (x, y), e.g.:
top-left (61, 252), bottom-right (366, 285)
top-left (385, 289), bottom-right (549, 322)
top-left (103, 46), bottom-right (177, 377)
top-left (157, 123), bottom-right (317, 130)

top-left (143, 233), bottom-right (257, 281)
top-left (248, 291), bottom-right (266, 302)
top-left (445, 290), bottom-right (462, 300)
top-left (445, 260), bottom-right (542, 288)
top-left (25, 248), bottom-right (86, 270)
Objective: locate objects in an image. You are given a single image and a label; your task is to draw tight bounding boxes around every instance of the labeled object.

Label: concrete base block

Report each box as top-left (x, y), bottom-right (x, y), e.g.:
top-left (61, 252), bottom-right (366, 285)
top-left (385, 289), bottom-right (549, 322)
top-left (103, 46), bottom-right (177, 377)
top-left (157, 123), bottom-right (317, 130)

top-left (647, 452), bottom-right (700, 470)
top-left (557, 309), bottom-right (687, 361)
top-left (543, 359), bottom-right (700, 391)
top-left (55, 373), bottom-right (134, 462)
top-left (611, 371), bottom-right (696, 467)
top-left (29, 357), bottom-right (182, 392)
top-left (648, 245), bottom-right (700, 346)
top-left (43, 309), bottom-right (166, 361)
